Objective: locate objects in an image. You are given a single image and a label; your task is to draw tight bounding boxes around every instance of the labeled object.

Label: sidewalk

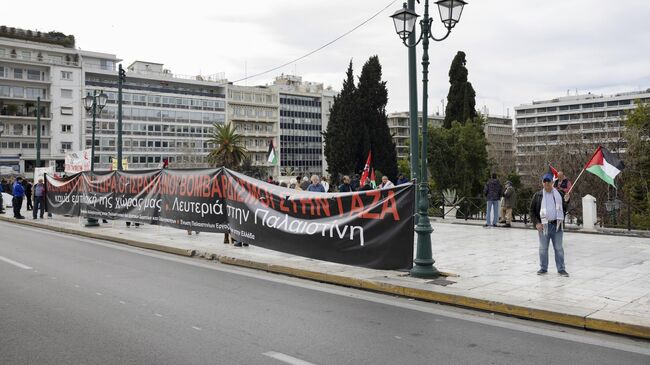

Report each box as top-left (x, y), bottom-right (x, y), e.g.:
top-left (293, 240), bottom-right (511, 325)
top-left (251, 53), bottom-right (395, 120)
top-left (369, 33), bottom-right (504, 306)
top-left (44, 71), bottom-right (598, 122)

top-left (2, 205), bottom-right (649, 339)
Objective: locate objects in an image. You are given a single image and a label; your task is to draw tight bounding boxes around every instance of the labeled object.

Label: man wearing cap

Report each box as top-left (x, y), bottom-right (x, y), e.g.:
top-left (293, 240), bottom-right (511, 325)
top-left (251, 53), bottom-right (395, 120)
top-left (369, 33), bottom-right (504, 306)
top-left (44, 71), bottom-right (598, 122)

top-left (530, 173), bottom-right (569, 277)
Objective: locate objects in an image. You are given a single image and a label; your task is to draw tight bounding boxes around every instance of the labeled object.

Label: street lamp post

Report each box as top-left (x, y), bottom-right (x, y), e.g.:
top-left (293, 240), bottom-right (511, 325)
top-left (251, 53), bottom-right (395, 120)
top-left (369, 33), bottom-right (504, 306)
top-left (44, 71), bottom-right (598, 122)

top-left (391, 0), bottom-right (467, 278)
top-left (83, 90), bottom-right (108, 227)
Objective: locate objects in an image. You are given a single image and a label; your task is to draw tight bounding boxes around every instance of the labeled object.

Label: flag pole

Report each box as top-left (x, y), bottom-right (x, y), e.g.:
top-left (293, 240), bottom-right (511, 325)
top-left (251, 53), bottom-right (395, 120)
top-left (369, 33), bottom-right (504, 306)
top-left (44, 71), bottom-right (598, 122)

top-left (566, 167), bottom-right (586, 196)
top-left (566, 145), bottom-right (602, 197)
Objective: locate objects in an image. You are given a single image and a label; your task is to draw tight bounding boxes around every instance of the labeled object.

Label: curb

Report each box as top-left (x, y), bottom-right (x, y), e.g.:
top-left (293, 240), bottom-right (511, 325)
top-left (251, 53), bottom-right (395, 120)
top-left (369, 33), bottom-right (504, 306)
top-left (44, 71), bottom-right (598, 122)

top-left (0, 216), bottom-right (195, 257)
top-left (2, 216), bottom-right (648, 340)
top-left (219, 256), bottom-right (649, 340)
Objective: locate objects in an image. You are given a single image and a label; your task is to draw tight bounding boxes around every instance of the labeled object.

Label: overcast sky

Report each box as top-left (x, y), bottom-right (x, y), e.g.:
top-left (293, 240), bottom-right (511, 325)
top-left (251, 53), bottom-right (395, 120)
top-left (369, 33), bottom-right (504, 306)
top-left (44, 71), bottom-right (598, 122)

top-left (8, 0), bottom-right (650, 118)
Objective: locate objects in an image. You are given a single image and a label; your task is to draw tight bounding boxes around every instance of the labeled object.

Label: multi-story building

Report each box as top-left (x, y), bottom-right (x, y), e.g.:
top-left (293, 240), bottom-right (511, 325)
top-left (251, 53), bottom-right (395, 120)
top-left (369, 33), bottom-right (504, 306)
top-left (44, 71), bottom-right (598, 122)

top-left (514, 90), bottom-right (650, 183)
top-left (226, 84), bottom-right (279, 178)
top-left (483, 115), bottom-right (515, 175)
top-left (82, 58), bottom-right (227, 170)
top-left (271, 74), bottom-right (331, 178)
top-left (0, 27), bottom-right (81, 174)
top-left (387, 111), bottom-right (515, 175)
top-left (387, 112), bottom-right (444, 160)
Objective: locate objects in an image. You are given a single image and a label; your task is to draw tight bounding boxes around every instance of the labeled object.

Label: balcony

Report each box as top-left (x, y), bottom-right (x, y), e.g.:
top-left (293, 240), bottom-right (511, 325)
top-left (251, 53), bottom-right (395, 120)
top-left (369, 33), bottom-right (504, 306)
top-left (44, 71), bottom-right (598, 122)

top-left (0, 103), bottom-right (51, 120)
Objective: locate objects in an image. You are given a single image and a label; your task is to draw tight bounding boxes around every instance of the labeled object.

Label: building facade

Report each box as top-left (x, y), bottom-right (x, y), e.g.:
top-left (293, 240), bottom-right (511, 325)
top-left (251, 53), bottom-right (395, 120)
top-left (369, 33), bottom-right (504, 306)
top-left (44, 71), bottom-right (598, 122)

top-left (1, 27), bottom-right (336, 181)
top-left (226, 84), bottom-right (279, 178)
top-left (386, 112), bottom-right (443, 160)
top-left (1, 28), bottom-right (82, 174)
top-left (82, 58), bottom-right (227, 170)
top-left (271, 74), bottom-right (331, 178)
top-left (483, 115), bottom-right (514, 175)
top-left (514, 90), bottom-right (650, 183)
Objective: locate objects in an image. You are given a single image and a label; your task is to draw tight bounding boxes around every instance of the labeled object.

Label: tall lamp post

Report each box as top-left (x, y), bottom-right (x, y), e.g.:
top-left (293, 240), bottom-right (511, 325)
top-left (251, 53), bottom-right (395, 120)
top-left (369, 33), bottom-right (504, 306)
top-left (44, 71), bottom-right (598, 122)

top-left (83, 90), bottom-right (108, 227)
top-left (391, 0), bottom-right (467, 278)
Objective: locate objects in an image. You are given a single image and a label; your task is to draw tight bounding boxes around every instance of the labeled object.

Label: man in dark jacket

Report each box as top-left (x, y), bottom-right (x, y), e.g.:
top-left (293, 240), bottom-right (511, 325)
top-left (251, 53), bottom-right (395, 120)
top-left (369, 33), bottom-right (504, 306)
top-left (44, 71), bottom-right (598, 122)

top-left (23, 179), bottom-right (33, 211)
top-left (483, 173), bottom-right (502, 227)
top-left (530, 173), bottom-right (569, 277)
top-left (338, 175), bottom-right (353, 192)
top-left (33, 178), bottom-right (46, 219)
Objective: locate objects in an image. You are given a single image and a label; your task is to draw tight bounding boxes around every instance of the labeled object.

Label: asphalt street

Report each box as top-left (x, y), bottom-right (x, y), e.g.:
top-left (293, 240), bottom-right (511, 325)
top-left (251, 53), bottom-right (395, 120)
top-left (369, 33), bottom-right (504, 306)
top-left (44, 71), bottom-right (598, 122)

top-left (1, 221), bottom-right (648, 365)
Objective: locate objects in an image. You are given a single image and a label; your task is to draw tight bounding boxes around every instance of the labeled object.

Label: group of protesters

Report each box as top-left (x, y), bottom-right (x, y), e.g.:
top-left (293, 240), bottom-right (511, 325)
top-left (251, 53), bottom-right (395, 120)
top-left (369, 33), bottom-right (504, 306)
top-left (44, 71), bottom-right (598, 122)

top-left (1, 176), bottom-right (47, 219)
top-left (270, 173), bottom-right (410, 194)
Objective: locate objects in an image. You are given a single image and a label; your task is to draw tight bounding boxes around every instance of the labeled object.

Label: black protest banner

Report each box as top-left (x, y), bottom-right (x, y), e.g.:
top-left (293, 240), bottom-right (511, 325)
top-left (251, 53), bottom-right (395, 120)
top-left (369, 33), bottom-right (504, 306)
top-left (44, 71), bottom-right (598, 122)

top-left (45, 173), bottom-right (81, 216)
top-left (45, 168), bottom-right (415, 270)
top-left (222, 169), bottom-right (415, 269)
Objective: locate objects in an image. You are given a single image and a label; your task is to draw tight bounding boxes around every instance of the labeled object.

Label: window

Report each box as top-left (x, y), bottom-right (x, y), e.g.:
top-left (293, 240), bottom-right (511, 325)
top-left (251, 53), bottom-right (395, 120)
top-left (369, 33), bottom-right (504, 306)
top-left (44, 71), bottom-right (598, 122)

top-left (12, 86), bottom-right (24, 98)
top-left (0, 66), bottom-right (4, 78)
top-left (61, 89), bottom-right (73, 98)
top-left (27, 69), bottom-right (41, 81)
top-left (61, 106), bottom-right (73, 115)
top-left (21, 51), bottom-right (31, 60)
top-left (13, 124), bottom-right (23, 135)
top-left (61, 124), bottom-right (72, 133)
top-left (61, 71), bottom-right (72, 80)
top-left (14, 68), bottom-right (23, 79)
top-left (61, 142), bottom-right (72, 150)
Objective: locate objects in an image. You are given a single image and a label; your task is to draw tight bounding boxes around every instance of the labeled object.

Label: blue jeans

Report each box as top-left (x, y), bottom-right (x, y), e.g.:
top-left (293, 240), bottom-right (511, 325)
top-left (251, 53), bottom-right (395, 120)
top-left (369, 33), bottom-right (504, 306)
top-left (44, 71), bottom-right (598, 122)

top-left (486, 200), bottom-right (499, 226)
top-left (538, 222), bottom-right (565, 271)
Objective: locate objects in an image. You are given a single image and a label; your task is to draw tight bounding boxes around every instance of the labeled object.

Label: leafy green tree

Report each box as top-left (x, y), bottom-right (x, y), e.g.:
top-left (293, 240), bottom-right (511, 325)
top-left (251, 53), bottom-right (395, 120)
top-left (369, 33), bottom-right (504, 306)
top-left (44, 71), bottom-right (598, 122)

top-left (622, 100), bottom-right (650, 228)
top-left (397, 158), bottom-right (411, 178)
top-left (357, 55), bottom-right (398, 182)
top-left (427, 117), bottom-right (488, 199)
top-left (324, 61), bottom-right (358, 185)
top-left (207, 122), bottom-right (248, 169)
top-left (443, 51), bottom-right (477, 128)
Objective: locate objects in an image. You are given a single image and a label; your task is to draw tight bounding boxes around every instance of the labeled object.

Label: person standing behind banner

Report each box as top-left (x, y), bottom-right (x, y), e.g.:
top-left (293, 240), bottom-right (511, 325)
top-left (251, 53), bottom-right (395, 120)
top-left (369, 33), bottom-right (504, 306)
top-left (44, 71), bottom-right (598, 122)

top-left (12, 177), bottom-right (25, 219)
top-left (338, 175), bottom-right (353, 192)
top-left (350, 174), bottom-right (361, 191)
top-left (33, 178), bottom-right (45, 219)
top-left (321, 176), bottom-right (330, 192)
top-left (530, 173), bottom-right (569, 277)
top-left (379, 176), bottom-right (394, 189)
top-left (299, 176), bottom-right (310, 191)
top-left (307, 175), bottom-right (325, 192)
top-left (396, 174), bottom-right (410, 185)
top-left (483, 173), bottom-right (502, 227)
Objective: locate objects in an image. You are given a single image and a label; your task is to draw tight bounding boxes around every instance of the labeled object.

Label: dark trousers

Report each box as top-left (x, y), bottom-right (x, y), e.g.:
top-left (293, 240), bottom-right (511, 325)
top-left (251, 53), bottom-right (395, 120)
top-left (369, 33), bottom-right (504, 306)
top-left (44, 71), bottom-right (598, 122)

top-left (33, 196), bottom-right (45, 218)
top-left (26, 194), bottom-right (33, 210)
top-left (12, 196), bottom-right (23, 217)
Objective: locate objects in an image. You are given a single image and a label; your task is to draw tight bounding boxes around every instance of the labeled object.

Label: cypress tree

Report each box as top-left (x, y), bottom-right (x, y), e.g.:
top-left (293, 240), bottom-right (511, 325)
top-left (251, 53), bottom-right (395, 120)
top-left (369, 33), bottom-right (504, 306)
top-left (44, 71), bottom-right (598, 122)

top-left (324, 61), bottom-right (358, 185)
top-left (444, 51), bottom-right (477, 128)
top-left (357, 56), bottom-right (398, 182)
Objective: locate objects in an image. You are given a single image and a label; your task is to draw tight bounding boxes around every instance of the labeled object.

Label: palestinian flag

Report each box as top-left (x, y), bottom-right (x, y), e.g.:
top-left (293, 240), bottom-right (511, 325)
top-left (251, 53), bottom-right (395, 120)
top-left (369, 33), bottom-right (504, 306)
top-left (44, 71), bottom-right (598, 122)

top-left (267, 140), bottom-right (278, 165)
top-left (585, 146), bottom-right (624, 187)
top-left (369, 168), bottom-right (377, 189)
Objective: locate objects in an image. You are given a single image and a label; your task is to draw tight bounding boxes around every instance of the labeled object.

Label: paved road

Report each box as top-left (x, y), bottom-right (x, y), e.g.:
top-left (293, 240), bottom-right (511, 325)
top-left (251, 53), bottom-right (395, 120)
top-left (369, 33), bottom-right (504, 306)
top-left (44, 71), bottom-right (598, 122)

top-left (1, 221), bottom-right (648, 365)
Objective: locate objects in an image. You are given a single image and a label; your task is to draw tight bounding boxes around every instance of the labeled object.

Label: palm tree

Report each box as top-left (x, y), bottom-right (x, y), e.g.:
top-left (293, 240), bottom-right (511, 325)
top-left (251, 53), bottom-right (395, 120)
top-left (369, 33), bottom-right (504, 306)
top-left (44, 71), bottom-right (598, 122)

top-left (206, 122), bottom-right (247, 244)
top-left (207, 122), bottom-right (248, 169)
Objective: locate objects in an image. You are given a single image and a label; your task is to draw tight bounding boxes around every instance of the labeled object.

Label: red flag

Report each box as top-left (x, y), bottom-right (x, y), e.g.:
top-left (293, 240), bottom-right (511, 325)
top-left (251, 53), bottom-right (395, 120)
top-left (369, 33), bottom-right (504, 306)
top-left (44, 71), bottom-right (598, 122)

top-left (360, 150), bottom-right (372, 186)
top-left (548, 164), bottom-right (559, 181)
